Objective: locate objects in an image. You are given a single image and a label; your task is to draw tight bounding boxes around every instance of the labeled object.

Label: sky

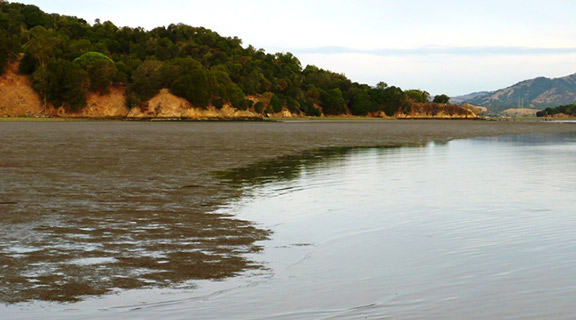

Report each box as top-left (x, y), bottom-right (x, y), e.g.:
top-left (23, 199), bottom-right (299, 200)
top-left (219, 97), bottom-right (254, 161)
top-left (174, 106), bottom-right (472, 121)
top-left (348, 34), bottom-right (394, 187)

top-left (16, 0), bottom-right (576, 96)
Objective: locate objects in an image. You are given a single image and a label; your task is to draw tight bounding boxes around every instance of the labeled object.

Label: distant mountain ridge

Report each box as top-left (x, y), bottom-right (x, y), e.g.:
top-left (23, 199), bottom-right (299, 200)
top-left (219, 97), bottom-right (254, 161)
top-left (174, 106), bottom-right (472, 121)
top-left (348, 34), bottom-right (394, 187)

top-left (453, 73), bottom-right (576, 114)
top-left (450, 91), bottom-right (491, 104)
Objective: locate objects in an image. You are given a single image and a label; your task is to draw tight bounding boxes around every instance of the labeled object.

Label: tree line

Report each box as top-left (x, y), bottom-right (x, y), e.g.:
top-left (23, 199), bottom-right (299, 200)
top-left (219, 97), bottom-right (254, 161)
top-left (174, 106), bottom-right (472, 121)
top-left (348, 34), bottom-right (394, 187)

top-left (0, 2), bottom-right (452, 115)
top-left (536, 104), bottom-right (576, 117)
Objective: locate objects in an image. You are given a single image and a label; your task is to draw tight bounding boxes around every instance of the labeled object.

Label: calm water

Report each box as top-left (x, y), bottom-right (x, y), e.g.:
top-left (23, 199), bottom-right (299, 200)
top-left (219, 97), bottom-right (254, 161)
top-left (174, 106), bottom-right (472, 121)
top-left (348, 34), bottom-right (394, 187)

top-left (3, 129), bottom-right (576, 319)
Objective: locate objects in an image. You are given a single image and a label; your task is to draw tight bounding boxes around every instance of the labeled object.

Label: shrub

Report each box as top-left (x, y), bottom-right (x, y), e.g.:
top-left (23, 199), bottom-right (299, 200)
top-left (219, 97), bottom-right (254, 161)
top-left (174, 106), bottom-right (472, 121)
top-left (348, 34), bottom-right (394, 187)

top-left (254, 101), bottom-right (265, 113)
top-left (40, 59), bottom-right (89, 111)
top-left (270, 94), bottom-right (283, 113)
top-left (74, 52), bottom-right (117, 94)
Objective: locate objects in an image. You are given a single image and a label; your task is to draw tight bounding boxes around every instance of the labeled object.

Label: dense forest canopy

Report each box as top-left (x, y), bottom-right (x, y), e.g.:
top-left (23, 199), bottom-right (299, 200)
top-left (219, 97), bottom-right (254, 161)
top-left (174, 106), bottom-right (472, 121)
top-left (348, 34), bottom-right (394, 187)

top-left (0, 1), bottom-right (453, 116)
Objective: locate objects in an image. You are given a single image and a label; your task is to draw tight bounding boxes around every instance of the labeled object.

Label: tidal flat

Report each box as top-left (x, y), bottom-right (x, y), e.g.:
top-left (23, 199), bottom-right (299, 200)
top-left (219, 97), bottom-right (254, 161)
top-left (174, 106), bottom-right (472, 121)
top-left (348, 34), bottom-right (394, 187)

top-left (1, 119), bottom-right (576, 305)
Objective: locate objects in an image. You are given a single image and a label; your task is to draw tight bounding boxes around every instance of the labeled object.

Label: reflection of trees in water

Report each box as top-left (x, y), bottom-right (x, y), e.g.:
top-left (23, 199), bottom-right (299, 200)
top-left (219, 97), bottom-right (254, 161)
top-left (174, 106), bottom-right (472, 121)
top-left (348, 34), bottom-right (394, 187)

top-left (213, 146), bottom-right (406, 189)
top-left (489, 133), bottom-right (576, 145)
top-left (2, 142), bottom-right (428, 304)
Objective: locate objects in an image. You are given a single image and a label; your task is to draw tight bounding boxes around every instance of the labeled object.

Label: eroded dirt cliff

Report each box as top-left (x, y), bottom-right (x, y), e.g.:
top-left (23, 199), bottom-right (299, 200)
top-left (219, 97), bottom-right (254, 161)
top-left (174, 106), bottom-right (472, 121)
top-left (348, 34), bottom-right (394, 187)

top-left (0, 62), bottom-right (43, 117)
top-left (127, 89), bottom-right (262, 119)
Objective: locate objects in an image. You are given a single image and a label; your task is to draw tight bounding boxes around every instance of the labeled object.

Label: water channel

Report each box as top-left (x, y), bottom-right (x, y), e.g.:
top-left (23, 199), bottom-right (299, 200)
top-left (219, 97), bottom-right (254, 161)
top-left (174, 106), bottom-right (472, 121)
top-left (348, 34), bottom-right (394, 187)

top-left (2, 124), bottom-right (576, 319)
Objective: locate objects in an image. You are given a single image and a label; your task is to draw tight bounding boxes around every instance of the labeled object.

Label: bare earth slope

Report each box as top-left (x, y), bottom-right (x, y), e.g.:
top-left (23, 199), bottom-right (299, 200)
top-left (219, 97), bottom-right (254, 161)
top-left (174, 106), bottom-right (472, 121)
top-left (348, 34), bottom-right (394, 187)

top-left (0, 63), bottom-right (43, 117)
top-left (52, 87), bottom-right (129, 118)
top-left (127, 89), bottom-right (261, 119)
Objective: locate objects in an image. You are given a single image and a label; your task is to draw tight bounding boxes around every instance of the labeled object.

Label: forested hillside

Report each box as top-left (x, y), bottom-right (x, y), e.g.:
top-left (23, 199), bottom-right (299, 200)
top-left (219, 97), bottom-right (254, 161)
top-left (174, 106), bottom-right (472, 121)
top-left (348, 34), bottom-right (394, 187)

top-left (0, 1), bottom-right (468, 117)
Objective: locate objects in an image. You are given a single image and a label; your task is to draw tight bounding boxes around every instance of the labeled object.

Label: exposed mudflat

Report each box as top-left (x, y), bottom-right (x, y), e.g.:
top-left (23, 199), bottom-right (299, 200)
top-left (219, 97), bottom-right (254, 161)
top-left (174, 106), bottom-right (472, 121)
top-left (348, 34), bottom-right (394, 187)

top-left (1, 120), bottom-right (575, 303)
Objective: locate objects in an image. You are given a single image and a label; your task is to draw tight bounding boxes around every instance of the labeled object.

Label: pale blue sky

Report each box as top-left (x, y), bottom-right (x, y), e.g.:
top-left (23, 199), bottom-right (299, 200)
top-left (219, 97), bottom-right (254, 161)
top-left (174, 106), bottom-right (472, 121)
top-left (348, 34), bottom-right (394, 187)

top-left (17, 0), bottom-right (576, 96)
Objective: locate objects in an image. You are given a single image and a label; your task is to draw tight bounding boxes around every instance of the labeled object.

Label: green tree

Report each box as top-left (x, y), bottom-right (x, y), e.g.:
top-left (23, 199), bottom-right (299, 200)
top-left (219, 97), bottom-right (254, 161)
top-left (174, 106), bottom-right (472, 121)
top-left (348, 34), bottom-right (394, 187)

top-left (300, 99), bottom-right (321, 116)
top-left (433, 94), bottom-right (450, 104)
top-left (68, 39), bottom-right (93, 59)
top-left (43, 59), bottom-right (89, 111)
top-left (376, 81), bottom-right (388, 90)
top-left (161, 57), bottom-right (203, 86)
top-left (171, 69), bottom-right (210, 107)
top-left (23, 26), bottom-right (60, 69)
top-left (31, 66), bottom-right (49, 109)
top-left (349, 88), bottom-right (374, 116)
top-left (320, 88), bottom-right (347, 115)
top-left (239, 70), bottom-right (264, 94)
top-left (285, 96), bottom-right (300, 113)
top-left (228, 84), bottom-right (250, 110)
top-left (253, 101), bottom-right (265, 113)
top-left (207, 66), bottom-right (235, 102)
top-left (270, 94), bottom-right (283, 113)
top-left (127, 59), bottom-right (164, 105)
top-left (74, 52), bottom-right (118, 93)
top-left (405, 89), bottom-right (430, 103)
top-left (161, 58), bottom-right (221, 107)
top-left (303, 65), bottom-right (352, 93)
top-left (0, 29), bottom-right (20, 74)
top-left (370, 86), bottom-right (407, 116)
top-left (20, 4), bottom-right (49, 28)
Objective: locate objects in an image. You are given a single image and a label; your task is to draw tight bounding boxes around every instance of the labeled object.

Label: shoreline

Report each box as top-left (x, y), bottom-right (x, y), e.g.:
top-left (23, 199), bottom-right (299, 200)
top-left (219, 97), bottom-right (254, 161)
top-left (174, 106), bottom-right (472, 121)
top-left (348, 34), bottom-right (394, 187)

top-left (0, 115), bottom-right (558, 122)
top-left (2, 114), bottom-right (573, 122)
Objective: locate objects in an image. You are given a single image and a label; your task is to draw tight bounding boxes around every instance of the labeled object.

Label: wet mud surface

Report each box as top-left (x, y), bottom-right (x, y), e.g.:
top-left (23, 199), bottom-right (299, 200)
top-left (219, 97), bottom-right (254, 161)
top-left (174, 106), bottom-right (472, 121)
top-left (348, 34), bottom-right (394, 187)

top-left (1, 120), bottom-right (576, 303)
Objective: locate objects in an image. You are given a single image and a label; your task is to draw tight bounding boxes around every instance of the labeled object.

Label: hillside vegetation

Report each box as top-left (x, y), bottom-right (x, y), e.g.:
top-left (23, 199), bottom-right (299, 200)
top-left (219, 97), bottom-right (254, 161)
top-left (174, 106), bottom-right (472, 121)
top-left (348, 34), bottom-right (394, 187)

top-left (456, 74), bottom-right (576, 114)
top-left (0, 1), bottom-right (472, 118)
top-left (536, 104), bottom-right (576, 117)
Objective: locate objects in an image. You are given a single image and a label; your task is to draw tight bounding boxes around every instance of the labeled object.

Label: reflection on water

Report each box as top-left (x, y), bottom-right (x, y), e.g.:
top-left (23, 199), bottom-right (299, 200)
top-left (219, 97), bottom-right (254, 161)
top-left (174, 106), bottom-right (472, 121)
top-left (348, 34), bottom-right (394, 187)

top-left (152, 133), bottom-right (576, 320)
top-left (3, 128), bottom-right (576, 319)
top-left (212, 146), bottom-right (406, 189)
